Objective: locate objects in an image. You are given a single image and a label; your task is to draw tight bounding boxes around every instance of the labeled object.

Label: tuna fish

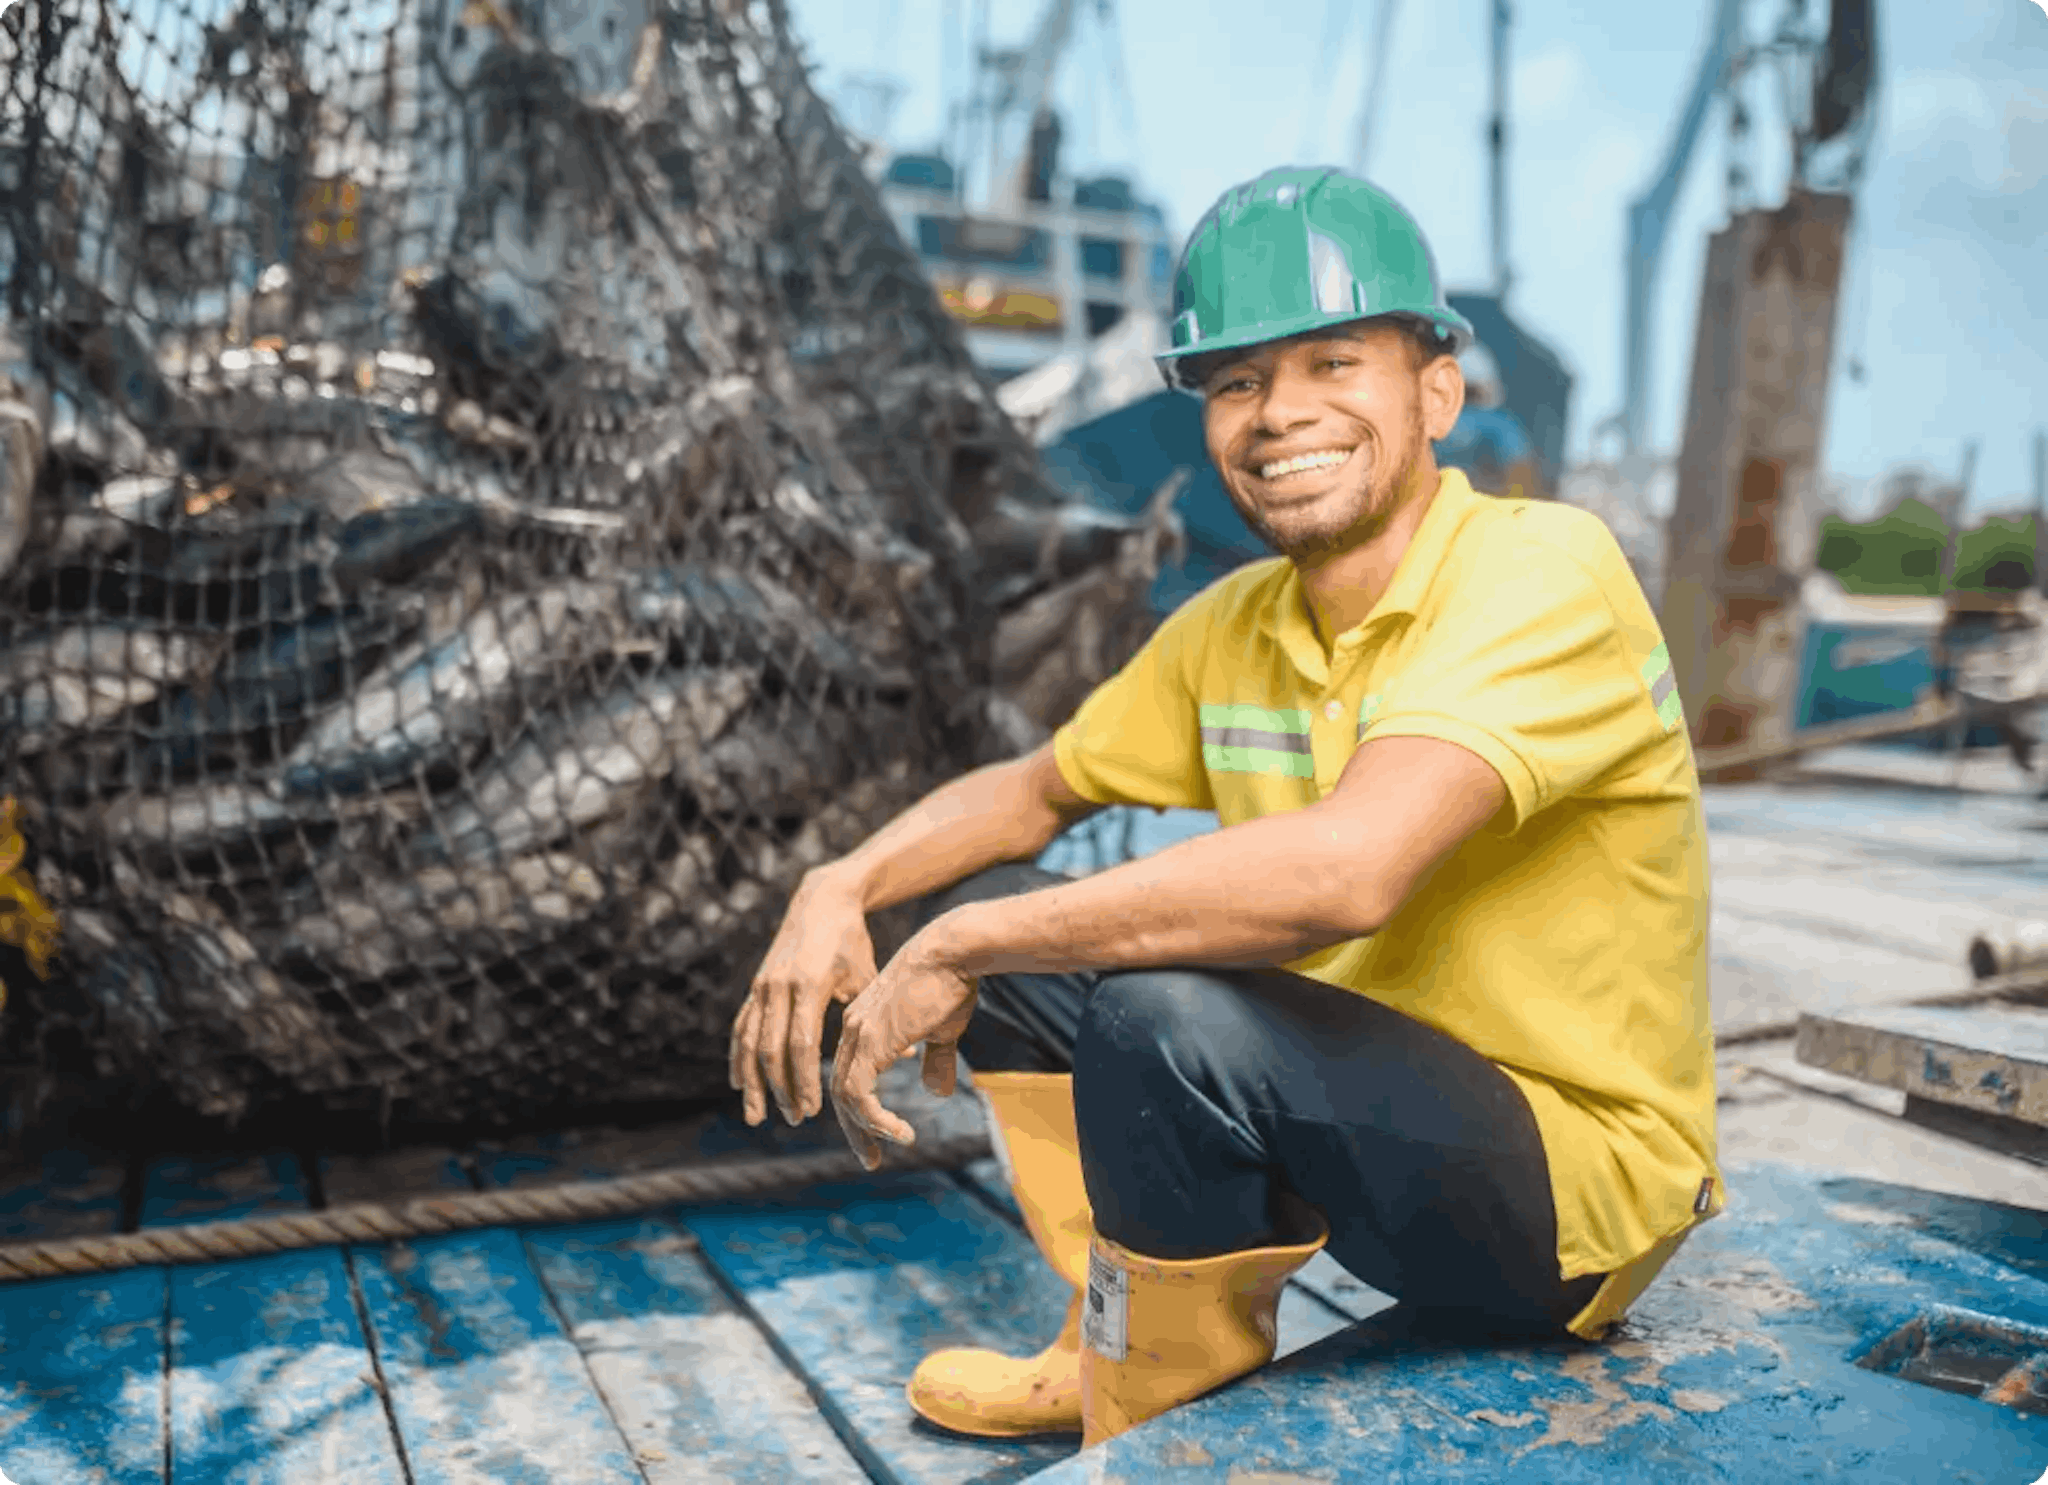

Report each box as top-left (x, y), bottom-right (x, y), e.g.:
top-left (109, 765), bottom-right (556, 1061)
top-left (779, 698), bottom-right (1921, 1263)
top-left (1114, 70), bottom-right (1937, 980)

top-left (415, 666), bottom-right (756, 863)
top-left (277, 579), bottom-right (631, 797)
top-left (0, 625), bottom-right (224, 750)
top-left (283, 851), bottom-right (606, 981)
top-left (140, 603), bottom-right (411, 775)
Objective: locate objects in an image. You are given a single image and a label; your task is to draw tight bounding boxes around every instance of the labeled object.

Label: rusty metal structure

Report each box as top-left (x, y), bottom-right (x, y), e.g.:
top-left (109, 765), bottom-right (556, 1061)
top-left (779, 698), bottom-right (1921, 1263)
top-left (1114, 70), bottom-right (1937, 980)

top-left (1661, 189), bottom-right (1854, 768)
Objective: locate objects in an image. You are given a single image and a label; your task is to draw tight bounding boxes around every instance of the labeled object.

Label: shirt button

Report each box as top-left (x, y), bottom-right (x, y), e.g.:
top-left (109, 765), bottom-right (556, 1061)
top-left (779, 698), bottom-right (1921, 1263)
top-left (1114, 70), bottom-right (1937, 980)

top-left (1324, 699), bottom-right (1343, 721)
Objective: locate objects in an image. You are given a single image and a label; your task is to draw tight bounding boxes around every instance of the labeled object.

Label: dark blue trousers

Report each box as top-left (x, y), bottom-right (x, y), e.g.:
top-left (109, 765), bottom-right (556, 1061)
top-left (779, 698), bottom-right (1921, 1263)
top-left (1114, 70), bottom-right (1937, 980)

top-left (922, 862), bottom-right (1602, 1336)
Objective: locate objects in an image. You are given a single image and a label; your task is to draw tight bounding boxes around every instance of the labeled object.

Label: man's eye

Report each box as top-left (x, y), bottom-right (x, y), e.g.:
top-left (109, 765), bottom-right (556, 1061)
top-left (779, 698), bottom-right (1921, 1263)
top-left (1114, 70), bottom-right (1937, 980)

top-left (1319, 357), bottom-right (1353, 371)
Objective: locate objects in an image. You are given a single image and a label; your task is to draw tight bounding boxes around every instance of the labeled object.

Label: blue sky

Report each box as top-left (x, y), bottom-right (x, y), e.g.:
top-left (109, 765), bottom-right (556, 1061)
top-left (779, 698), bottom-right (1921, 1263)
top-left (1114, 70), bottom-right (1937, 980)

top-left (786, 0), bottom-right (2048, 520)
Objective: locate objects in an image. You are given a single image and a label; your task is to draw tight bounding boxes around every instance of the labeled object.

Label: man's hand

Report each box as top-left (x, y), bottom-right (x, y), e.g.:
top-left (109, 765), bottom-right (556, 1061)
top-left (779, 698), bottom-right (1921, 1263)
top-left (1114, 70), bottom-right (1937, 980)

top-left (729, 869), bottom-right (877, 1126)
top-left (829, 932), bottom-right (979, 1171)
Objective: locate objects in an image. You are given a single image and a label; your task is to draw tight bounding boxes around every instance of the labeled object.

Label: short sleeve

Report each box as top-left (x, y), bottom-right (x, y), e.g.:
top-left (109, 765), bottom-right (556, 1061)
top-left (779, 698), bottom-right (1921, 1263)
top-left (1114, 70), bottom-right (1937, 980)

top-left (1052, 590), bottom-right (1218, 812)
top-left (1363, 536), bottom-right (1673, 831)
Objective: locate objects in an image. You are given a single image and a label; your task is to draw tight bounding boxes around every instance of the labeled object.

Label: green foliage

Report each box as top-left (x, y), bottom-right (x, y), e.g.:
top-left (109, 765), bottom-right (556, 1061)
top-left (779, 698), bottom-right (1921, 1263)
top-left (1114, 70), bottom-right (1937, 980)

top-left (1816, 530), bottom-right (1864, 572)
top-left (1814, 506), bottom-right (2038, 596)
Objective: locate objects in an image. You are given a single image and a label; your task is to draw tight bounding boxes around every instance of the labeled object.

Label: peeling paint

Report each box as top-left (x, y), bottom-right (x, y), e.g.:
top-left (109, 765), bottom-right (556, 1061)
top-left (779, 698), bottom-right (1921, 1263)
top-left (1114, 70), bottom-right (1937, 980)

top-left (1505, 1254), bottom-right (1819, 1457)
top-left (635, 1233), bottom-right (697, 1257)
top-left (1467, 1408), bottom-right (1540, 1428)
top-left (1976, 1069), bottom-right (2021, 1112)
top-left (1825, 1202), bottom-right (1920, 1228)
top-left (1514, 1347), bottom-right (1676, 1457)
top-left (1162, 1438), bottom-right (1214, 1465)
top-left (1669, 1388), bottom-right (1729, 1413)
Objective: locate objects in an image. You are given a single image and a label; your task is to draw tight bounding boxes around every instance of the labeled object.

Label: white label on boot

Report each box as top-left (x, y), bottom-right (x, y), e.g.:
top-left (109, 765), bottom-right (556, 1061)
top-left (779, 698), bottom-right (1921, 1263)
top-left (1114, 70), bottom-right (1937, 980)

top-left (1083, 1249), bottom-right (1127, 1362)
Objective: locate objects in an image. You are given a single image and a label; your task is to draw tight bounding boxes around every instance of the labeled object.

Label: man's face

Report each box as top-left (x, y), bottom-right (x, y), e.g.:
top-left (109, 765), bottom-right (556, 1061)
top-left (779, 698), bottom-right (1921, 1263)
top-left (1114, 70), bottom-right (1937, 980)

top-left (1200, 324), bottom-right (1462, 561)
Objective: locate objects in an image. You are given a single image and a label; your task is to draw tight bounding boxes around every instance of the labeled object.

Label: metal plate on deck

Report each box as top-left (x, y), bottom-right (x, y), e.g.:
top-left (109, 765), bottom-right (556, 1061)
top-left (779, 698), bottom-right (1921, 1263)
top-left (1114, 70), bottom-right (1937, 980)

top-left (1797, 1002), bottom-right (2048, 1126)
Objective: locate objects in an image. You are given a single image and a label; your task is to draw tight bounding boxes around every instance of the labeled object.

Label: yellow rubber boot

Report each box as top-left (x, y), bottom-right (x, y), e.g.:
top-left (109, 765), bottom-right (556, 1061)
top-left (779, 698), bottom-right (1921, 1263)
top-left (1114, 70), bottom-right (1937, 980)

top-left (906, 1072), bottom-right (1092, 1437)
top-left (1080, 1218), bottom-right (1330, 1447)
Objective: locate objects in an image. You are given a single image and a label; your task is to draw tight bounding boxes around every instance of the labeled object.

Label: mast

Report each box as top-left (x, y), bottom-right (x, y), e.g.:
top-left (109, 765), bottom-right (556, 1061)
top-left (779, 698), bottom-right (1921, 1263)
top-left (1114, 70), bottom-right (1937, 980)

top-left (2034, 429), bottom-right (2046, 596)
top-left (1488, 0), bottom-right (1510, 298)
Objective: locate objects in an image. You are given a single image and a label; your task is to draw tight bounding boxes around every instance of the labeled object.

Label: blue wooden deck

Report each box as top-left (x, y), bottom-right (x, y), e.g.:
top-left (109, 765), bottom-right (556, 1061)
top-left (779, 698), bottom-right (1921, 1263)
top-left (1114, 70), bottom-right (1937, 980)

top-left (3, 1126), bottom-right (2044, 1482)
top-left (3, 769), bottom-right (2047, 1480)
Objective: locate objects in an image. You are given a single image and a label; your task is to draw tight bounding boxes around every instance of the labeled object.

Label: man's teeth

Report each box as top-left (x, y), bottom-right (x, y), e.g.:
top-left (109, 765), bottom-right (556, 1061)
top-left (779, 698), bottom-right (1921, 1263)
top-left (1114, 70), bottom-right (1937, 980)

top-left (1259, 449), bottom-right (1352, 480)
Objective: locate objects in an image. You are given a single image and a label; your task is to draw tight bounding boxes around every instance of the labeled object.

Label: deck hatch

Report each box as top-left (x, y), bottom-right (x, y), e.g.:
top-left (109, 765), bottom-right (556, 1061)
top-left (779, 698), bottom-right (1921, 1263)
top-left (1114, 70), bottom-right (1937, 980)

top-left (1853, 1304), bottom-right (2048, 1415)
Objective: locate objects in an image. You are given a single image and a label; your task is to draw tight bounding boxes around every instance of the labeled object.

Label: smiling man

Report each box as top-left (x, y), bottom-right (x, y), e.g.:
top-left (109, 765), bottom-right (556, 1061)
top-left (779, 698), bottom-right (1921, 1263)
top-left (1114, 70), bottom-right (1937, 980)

top-left (728, 165), bottom-right (1718, 1448)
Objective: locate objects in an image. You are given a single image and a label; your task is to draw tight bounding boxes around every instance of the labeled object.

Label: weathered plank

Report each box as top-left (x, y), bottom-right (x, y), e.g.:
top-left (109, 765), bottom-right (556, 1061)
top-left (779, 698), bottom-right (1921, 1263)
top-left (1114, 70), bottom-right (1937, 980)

top-left (0, 1148), bottom-right (125, 1241)
top-left (0, 1259), bottom-right (165, 1483)
top-left (1797, 1002), bottom-right (2048, 1127)
top-left (471, 1116), bottom-right (732, 1193)
top-left (1704, 781), bottom-right (2048, 876)
top-left (0, 1146), bottom-right (163, 1481)
top-left (467, 1117), bottom-right (867, 1483)
top-left (1026, 1161), bottom-right (2048, 1482)
top-left (682, 1174), bottom-right (1082, 1485)
top-left (521, 1216), bottom-right (866, 1484)
top-left (146, 1153), bottom-right (405, 1484)
top-left (1708, 850), bottom-right (2008, 967)
top-left (350, 1226), bottom-right (642, 1482)
top-left (317, 1145), bottom-right (477, 1208)
top-left (1717, 1046), bottom-right (2048, 1212)
top-left (1709, 914), bottom-right (1952, 1037)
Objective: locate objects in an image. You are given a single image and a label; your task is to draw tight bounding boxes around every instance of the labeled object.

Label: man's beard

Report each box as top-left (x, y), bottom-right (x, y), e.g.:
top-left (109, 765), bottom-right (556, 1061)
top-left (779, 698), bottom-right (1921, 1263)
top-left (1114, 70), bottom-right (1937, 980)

top-left (1232, 406), bottom-right (1429, 563)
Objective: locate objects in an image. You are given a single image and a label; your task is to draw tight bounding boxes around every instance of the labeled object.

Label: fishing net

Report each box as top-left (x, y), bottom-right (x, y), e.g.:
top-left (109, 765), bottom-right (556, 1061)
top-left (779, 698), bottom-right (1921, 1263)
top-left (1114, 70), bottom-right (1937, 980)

top-left (0, 0), bottom-right (1176, 1125)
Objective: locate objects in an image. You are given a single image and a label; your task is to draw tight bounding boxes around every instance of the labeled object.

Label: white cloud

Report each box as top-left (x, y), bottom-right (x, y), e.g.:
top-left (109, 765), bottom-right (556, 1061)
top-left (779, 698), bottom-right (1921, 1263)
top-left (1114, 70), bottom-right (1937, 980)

top-left (1889, 70), bottom-right (1999, 142)
top-left (1513, 42), bottom-right (1590, 127)
top-left (1999, 91), bottom-right (2048, 190)
top-left (1885, 69), bottom-right (2004, 183)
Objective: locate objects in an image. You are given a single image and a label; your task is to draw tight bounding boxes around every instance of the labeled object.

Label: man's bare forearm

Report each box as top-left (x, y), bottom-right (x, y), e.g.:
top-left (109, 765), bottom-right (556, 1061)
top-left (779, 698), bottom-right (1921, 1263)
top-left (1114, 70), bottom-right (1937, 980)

top-left (919, 802), bottom-right (1380, 976)
top-left (914, 736), bottom-right (1511, 978)
top-left (815, 745), bottom-right (1098, 913)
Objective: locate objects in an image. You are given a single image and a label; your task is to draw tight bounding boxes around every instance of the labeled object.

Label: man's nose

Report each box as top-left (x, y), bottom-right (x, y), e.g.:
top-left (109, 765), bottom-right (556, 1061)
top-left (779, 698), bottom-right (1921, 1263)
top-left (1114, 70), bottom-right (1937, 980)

top-left (1254, 366), bottom-right (1320, 437)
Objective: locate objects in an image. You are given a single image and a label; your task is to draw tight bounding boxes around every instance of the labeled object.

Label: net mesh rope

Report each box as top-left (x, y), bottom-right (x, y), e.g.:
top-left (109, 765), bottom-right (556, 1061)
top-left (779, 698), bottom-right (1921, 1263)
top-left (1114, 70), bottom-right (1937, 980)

top-left (0, 0), bottom-right (1083, 1124)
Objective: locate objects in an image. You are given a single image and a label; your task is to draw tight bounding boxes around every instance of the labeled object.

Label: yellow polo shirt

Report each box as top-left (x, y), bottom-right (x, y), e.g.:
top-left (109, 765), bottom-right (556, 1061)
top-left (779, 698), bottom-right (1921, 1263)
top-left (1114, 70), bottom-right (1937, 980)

top-left (1052, 468), bottom-right (1718, 1320)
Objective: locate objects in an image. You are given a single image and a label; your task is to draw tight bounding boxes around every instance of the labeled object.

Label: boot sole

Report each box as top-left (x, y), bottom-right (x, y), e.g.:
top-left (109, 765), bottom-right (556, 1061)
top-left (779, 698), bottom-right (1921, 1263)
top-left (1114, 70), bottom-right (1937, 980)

top-left (904, 1382), bottom-right (1084, 1439)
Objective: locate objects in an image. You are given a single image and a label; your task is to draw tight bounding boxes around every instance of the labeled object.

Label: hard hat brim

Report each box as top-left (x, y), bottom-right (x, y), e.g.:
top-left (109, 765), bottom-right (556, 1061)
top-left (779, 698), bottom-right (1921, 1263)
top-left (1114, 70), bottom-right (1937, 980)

top-left (1154, 305), bottom-right (1475, 393)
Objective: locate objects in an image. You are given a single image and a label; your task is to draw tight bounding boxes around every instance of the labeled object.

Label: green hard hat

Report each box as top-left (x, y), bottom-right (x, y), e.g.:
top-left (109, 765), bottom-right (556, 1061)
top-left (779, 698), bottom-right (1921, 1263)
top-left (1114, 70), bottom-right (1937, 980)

top-left (1157, 165), bottom-right (1475, 391)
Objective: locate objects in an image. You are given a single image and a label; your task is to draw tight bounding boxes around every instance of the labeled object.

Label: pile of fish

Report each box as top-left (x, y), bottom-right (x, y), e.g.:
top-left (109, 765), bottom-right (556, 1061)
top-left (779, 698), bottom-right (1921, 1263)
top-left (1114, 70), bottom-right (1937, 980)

top-left (0, 0), bottom-right (1180, 1123)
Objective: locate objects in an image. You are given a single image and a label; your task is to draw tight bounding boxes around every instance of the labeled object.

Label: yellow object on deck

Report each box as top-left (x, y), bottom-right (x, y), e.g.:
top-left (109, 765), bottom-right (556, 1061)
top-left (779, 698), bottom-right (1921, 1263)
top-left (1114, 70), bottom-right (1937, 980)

top-left (906, 1072), bottom-right (1092, 1438)
top-left (0, 797), bottom-right (60, 1013)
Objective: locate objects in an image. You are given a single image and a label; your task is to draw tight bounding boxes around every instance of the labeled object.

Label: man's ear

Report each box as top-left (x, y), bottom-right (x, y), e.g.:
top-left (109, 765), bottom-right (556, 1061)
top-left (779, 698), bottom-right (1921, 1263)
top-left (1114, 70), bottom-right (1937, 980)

top-left (1421, 355), bottom-right (1466, 442)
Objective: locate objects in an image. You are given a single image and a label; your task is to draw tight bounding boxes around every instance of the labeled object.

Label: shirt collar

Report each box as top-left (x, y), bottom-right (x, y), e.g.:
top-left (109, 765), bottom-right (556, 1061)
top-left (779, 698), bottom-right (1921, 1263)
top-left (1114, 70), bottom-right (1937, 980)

top-left (1271, 467), bottom-right (1485, 684)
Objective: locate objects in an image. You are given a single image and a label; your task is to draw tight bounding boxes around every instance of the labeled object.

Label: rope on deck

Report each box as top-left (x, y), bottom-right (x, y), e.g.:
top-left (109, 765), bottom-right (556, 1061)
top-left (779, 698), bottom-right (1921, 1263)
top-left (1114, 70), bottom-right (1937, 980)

top-left (0, 1131), bottom-right (993, 1282)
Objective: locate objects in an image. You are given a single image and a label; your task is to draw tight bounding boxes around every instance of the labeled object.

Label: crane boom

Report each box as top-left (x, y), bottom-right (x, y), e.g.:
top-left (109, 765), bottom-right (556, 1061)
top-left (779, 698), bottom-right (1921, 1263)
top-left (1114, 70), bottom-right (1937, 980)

top-left (1348, 0), bottom-right (1402, 181)
top-left (985, 0), bottom-right (1085, 209)
top-left (1619, 0), bottom-right (1743, 456)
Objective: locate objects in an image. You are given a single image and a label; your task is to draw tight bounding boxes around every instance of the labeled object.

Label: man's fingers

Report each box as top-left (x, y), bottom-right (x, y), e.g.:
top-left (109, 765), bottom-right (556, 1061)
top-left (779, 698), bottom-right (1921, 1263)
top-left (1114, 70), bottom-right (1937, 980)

top-left (829, 1034), bottom-right (884, 1171)
top-left (921, 1039), bottom-right (958, 1098)
top-left (832, 1097), bottom-right (883, 1172)
top-left (727, 997), bottom-right (755, 1091)
top-left (756, 980), bottom-right (798, 1124)
top-left (731, 998), bottom-right (769, 1126)
top-left (795, 993), bottom-right (834, 1123)
top-left (830, 1025), bottom-right (918, 1171)
top-left (833, 1084), bottom-right (916, 1166)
